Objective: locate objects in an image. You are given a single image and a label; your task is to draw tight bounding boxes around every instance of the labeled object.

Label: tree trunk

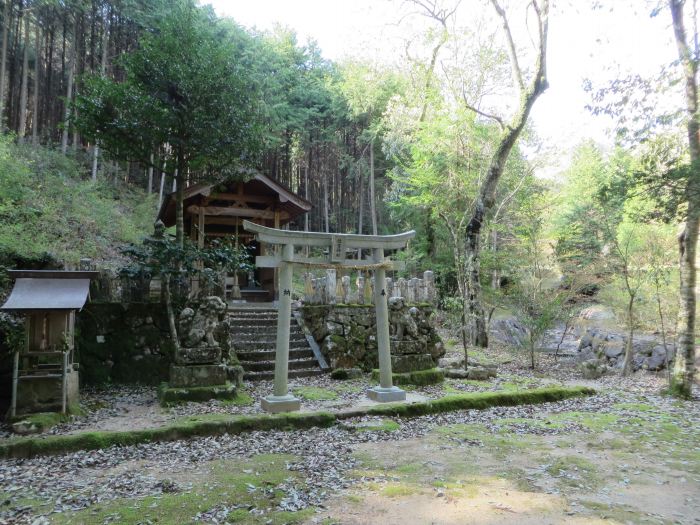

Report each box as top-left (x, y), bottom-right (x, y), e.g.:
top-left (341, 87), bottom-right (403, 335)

top-left (91, 24), bottom-right (108, 181)
top-left (0, 0), bottom-right (10, 132)
top-left (60, 18), bottom-right (76, 154)
top-left (31, 18), bottom-right (39, 144)
top-left (465, 213), bottom-right (489, 347)
top-left (490, 229), bottom-right (500, 289)
top-left (175, 151), bottom-right (185, 248)
top-left (162, 274), bottom-right (181, 360)
top-left (17, 12), bottom-right (29, 140)
top-left (369, 137), bottom-right (378, 235)
top-left (463, 0), bottom-right (549, 347)
top-left (669, 0), bottom-right (699, 397)
top-left (158, 164), bottom-right (166, 209)
top-left (147, 153), bottom-right (153, 194)
top-left (621, 294), bottom-right (635, 376)
top-left (323, 167), bottom-right (330, 233)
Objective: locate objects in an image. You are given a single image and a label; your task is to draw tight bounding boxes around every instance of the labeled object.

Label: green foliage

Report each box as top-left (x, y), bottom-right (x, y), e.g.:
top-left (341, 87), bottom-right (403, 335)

top-left (371, 367), bottom-right (445, 386)
top-left (293, 386), bottom-right (339, 401)
top-left (362, 386), bottom-right (595, 419)
top-left (120, 227), bottom-right (252, 296)
top-left (0, 137), bottom-right (154, 265)
top-left (75, 0), bottom-right (264, 184)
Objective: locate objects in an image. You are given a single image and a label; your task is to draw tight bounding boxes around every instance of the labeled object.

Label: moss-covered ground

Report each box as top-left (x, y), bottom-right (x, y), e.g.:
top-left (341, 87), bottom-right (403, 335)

top-left (49, 454), bottom-right (312, 525)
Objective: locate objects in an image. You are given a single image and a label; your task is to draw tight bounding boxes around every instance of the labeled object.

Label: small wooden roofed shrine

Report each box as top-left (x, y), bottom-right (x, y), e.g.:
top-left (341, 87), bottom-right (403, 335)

top-left (157, 173), bottom-right (312, 301)
top-left (1, 270), bottom-right (98, 417)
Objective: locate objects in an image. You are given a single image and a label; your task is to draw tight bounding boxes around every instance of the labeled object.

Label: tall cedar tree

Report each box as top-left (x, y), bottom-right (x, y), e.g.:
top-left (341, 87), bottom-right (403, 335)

top-left (74, 1), bottom-right (263, 246)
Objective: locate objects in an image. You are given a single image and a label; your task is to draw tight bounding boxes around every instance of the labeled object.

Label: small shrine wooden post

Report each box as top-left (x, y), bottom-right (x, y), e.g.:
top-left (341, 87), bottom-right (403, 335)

top-left (243, 221), bottom-right (415, 412)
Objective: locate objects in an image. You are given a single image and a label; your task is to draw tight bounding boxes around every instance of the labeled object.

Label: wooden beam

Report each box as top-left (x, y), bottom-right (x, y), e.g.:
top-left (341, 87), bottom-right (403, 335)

top-left (209, 192), bottom-right (276, 205)
top-left (205, 231), bottom-right (255, 239)
top-left (204, 217), bottom-right (242, 226)
top-left (188, 205), bottom-right (290, 221)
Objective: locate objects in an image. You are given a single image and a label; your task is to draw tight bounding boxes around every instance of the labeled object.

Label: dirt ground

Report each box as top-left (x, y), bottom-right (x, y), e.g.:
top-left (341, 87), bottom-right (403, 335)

top-left (312, 422), bottom-right (700, 525)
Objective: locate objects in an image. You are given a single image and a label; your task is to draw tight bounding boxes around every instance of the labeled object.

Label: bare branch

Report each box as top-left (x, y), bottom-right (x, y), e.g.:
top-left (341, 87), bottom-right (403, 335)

top-left (490, 0), bottom-right (524, 91)
top-left (461, 89), bottom-right (505, 128)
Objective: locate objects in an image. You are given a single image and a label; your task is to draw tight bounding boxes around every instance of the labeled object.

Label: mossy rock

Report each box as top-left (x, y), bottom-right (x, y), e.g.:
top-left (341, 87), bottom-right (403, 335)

top-left (9, 403), bottom-right (84, 435)
top-left (158, 382), bottom-right (237, 406)
top-left (371, 367), bottom-right (444, 386)
top-left (330, 368), bottom-right (363, 380)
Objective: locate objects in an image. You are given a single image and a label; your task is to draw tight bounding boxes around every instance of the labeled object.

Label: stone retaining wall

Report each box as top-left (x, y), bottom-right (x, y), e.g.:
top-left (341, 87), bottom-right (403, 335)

top-left (76, 303), bottom-right (174, 385)
top-left (300, 302), bottom-right (443, 372)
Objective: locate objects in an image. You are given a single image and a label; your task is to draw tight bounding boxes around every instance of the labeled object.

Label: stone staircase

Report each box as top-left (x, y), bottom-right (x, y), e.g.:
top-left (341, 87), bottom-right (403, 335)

top-left (228, 306), bottom-right (327, 381)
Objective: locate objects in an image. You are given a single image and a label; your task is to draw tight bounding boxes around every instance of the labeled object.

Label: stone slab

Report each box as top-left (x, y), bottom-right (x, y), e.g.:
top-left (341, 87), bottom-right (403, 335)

top-left (261, 394), bottom-right (301, 413)
top-left (391, 353), bottom-right (435, 373)
top-left (159, 382), bottom-right (237, 405)
top-left (366, 386), bottom-right (406, 403)
top-left (175, 345), bottom-right (221, 365)
top-left (169, 364), bottom-right (227, 388)
top-left (390, 339), bottom-right (425, 355)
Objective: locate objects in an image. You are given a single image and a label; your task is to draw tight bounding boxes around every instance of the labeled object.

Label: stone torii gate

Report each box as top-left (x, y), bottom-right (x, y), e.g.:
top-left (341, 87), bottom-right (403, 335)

top-left (243, 220), bottom-right (416, 412)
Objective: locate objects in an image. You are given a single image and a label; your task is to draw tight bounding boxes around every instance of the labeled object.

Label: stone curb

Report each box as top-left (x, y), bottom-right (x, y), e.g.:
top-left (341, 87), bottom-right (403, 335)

top-left (0, 386), bottom-right (595, 460)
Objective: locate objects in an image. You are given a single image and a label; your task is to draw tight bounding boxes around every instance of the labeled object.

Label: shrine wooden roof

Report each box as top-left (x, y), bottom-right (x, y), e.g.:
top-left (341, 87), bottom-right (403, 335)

top-left (157, 173), bottom-right (312, 228)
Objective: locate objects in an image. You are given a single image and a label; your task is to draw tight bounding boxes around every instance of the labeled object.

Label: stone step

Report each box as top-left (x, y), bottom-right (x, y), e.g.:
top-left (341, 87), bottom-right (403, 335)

top-left (228, 308), bottom-right (277, 317)
top-left (232, 329), bottom-right (305, 337)
top-left (243, 368), bottom-right (326, 381)
top-left (237, 349), bottom-right (314, 362)
top-left (240, 358), bottom-right (319, 372)
top-left (230, 324), bottom-right (304, 332)
top-left (233, 339), bottom-right (309, 351)
top-left (229, 319), bottom-right (278, 326)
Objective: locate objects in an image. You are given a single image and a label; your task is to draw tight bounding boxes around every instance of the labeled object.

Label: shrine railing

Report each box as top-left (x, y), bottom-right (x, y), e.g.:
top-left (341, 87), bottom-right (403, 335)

top-left (302, 269), bottom-right (436, 305)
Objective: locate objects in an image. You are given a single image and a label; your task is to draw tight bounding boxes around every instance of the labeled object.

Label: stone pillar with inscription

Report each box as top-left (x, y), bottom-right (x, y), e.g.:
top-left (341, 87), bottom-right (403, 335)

top-left (367, 250), bottom-right (406, 402)
top-left (261, 243), bottom-right (300, 413)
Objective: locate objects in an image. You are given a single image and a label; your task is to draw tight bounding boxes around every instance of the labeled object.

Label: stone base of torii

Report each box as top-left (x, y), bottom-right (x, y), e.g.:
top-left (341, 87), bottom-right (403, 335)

top-left (242, 221), bottom-right (416, 412)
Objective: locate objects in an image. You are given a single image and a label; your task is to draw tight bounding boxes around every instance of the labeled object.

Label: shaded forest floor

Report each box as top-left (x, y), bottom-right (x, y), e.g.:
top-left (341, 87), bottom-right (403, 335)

top-left (1, 346), bottom-right (698, 525)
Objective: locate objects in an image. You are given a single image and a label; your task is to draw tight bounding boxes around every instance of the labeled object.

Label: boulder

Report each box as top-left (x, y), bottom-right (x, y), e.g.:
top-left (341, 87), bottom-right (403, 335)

top-left (11, 420), bottom-right (40, 435)
top-left (578, 305), bottom-right (616, 323)
top-left (443, 368), bottom-right (470, 379)
top-left (603, 341), bottom-right (624, 359)
top-left (438, 356), bottom-right (463, 369)
top-left (466, 366), bottom-right (497, 380)
top-left (330, 367), bottom-right (363, 380)
top-left (489, 316), bottom-right (529, 347)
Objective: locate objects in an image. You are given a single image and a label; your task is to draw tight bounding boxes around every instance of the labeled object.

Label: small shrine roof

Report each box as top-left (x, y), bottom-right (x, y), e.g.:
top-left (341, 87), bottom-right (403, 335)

top-left (1, 271), bottom-right (98, 311)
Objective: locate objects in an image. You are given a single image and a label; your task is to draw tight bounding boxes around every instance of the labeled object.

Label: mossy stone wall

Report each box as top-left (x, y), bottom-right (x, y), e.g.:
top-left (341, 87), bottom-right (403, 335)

top-left (300, 304), bottom-right (443, 372)
top-left (76, 303), bottom-right (174, 385)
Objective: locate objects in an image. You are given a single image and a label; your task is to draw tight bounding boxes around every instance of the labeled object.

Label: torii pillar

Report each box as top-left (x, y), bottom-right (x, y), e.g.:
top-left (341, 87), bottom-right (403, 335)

top-left (242, 221), bottom-right (414, 412)
top-left (367, 246), bottom-right (406, 402)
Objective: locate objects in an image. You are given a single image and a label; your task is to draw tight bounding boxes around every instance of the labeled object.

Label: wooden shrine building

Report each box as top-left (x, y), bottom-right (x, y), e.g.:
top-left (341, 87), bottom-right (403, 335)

top-left (157, 173), bottom-right (312, 302)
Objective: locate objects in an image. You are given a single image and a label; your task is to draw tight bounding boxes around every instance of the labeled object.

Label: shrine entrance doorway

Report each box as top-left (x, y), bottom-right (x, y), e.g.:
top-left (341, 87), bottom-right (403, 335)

top-left (242, 221), bottom-right (415, 412)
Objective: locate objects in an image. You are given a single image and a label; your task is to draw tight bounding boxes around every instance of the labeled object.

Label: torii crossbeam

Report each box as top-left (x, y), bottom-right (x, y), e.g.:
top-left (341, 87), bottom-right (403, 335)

top-left (243, 221), bottom-right (416, 412)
